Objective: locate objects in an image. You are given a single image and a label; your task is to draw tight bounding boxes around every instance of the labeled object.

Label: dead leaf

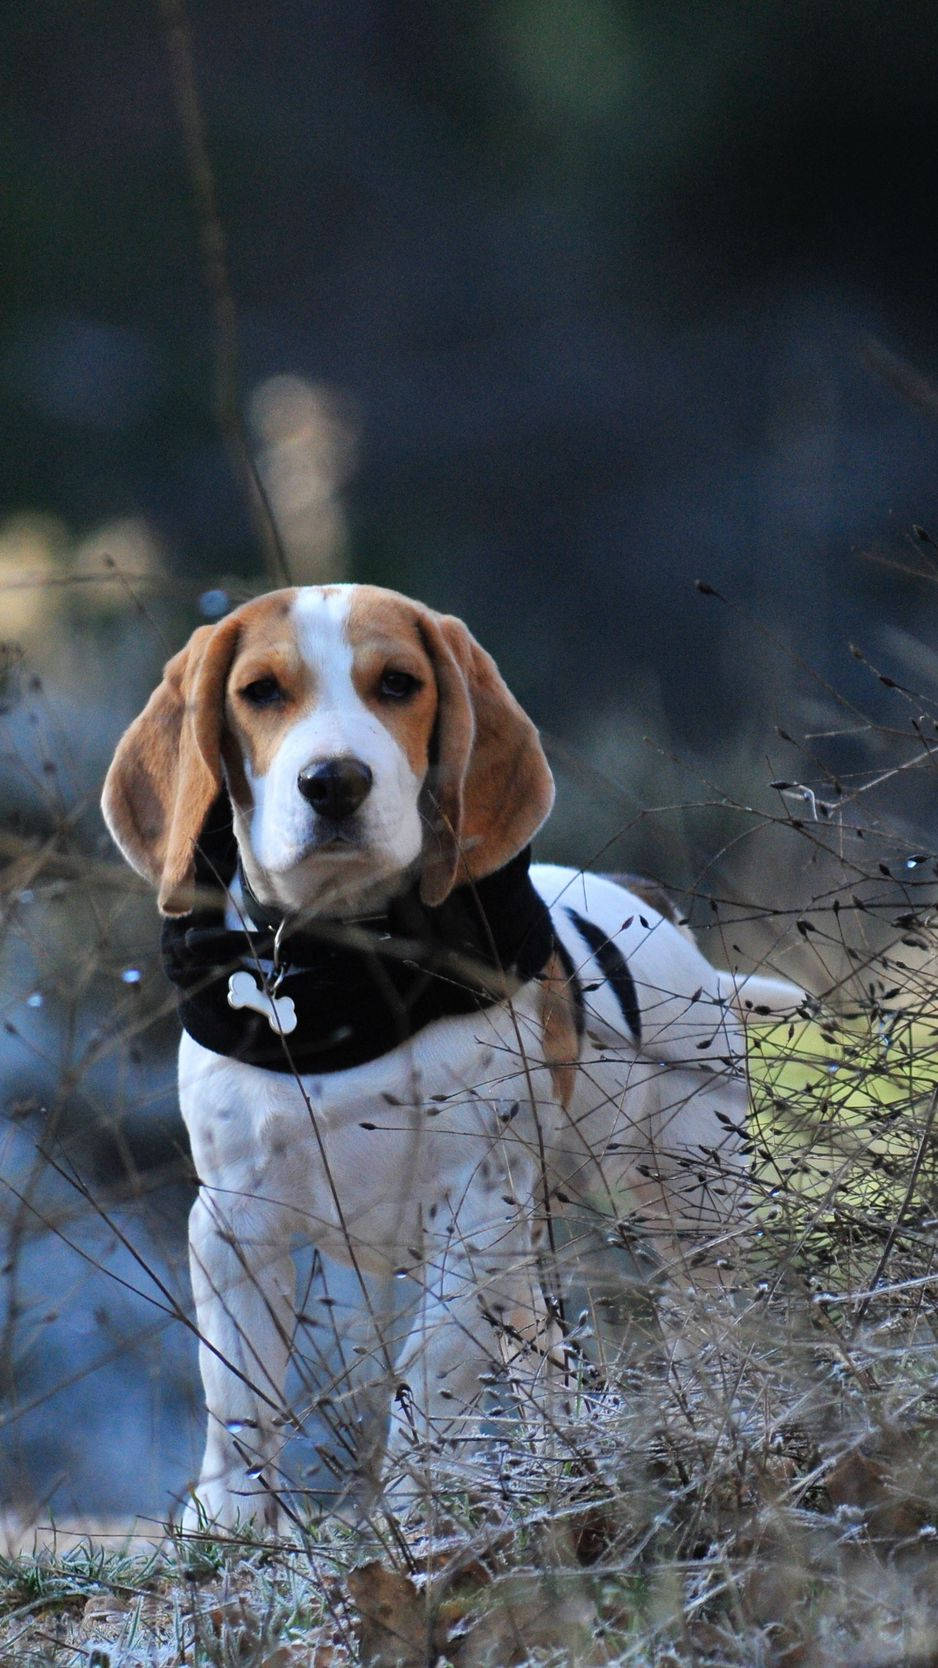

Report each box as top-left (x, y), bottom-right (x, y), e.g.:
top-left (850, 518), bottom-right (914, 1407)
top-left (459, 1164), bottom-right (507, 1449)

top-left (449, 1571), bottom-right (600, 1668)
top-left (81, 1595), bottom-right (131, 1626)
top-left (827, 1444), bottom-right (926, 1543)
top-left (347, 1561), bottom-right (437, 1668)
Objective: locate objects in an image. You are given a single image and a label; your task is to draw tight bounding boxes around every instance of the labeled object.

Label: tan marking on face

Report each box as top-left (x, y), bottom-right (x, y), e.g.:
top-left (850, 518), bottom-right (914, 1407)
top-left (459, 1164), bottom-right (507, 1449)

top-left (221, 590), bottom-right (309, 791)
top-left (345, 587), bottom-right (439, 779)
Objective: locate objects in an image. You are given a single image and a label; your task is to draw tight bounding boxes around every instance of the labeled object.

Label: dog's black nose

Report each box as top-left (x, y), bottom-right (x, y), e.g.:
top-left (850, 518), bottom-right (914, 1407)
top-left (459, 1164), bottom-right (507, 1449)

top-left (297, 757), bottom-right (374, 821)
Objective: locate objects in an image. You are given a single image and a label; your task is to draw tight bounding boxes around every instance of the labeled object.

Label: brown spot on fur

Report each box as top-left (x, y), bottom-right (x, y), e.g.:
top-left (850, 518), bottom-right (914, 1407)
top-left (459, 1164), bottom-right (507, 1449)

top-left (538, 949), bottom-right (580, 1106)
top-left (223, 592), bottom-right (319, 781)
top-left (417, 609), bottom-right (554, 904)
top-left (102, 589), bottom-right (297, 912)
top-left (603, 872), bottom-right (682, 925)
top-left (345, 587), bottom-right (553, 905)
top-left (121, 756), bottom-right (165, 847)
top-left (345, 587), bottom-right (439, 780)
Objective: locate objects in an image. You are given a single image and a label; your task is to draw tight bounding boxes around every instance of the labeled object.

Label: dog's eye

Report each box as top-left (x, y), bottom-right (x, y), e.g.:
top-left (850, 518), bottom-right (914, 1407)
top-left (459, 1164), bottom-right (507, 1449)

top-left (379, 669), bottom-right (422, 701)
top-left (240, 676), bottom-right (284, 708)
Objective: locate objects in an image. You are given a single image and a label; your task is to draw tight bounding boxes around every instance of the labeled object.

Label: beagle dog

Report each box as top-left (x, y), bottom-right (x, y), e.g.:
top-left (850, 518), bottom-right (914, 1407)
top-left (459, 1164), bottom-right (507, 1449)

top-left (102, 583), bottom-right (800, 1532)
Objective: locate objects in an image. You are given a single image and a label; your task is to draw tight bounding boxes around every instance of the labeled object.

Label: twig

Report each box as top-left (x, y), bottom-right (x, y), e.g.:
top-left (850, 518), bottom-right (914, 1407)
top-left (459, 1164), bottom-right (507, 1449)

top-left (158, 0), bottom-right (292, 587)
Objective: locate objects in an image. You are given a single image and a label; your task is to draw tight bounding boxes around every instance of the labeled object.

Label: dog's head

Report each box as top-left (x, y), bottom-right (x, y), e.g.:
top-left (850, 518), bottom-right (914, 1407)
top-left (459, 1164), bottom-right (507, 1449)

top-left (102, 584), bottom-right (554, 916)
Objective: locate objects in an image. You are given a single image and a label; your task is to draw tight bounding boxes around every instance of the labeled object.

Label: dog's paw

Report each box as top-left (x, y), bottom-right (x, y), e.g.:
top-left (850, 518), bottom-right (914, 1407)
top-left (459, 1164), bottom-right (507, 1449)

top-left (178, 1478), bottom-right (285, 1542)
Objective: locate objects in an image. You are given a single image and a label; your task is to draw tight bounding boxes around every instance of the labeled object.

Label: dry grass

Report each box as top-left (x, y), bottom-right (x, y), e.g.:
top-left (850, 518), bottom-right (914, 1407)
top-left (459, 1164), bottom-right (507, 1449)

top-left (4, 919), bottom-right (938, 1665)
top-left (4, 575), bottom-right (938, 1665)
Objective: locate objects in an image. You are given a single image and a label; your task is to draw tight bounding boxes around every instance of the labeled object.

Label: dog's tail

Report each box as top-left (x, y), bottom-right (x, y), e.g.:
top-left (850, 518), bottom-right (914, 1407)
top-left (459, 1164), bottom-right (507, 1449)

top-left (716, 970), bottom-right (810, 1023)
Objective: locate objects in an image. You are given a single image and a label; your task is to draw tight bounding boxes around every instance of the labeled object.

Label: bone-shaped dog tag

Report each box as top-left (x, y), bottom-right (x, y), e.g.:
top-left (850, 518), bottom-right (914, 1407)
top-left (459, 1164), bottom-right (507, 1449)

top-left (227, 969), bottom-right (297, 1035)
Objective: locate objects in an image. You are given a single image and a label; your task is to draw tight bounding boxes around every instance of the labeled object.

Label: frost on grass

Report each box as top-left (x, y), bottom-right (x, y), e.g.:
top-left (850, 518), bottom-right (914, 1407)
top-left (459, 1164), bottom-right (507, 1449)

top-left (4, 588), bottom-right (938, 1662)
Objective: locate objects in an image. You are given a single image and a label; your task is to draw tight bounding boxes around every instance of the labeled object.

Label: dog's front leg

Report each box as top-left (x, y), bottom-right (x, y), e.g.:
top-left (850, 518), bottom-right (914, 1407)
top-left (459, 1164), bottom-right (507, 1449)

top-left (183, 1187), bottom-right (296, 1535)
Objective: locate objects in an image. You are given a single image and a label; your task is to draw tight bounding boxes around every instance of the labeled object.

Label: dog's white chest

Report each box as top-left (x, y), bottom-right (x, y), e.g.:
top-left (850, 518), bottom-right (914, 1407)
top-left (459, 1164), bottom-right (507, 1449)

top-left (178, 996), bottom-right (547, 1270)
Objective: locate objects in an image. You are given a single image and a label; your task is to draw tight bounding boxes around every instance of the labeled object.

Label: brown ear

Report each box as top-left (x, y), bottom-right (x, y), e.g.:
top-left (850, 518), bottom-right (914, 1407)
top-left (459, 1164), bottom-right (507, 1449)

top-left (418, 611), bottom-right (554, 905)
top-left (101, 616), bottom-right (241, 914)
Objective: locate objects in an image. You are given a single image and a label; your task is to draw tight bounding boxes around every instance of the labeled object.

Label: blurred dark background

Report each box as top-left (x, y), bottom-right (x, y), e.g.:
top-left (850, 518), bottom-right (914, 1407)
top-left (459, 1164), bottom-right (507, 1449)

top-left (6, 1), bottom-right (938, 742)
top-left (3, 0), bottom-right (938, 1523)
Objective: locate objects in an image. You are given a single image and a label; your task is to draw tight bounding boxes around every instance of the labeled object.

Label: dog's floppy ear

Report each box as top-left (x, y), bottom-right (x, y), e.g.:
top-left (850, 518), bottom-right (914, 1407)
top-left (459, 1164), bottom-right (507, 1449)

top-left (417, 610), bottom-right (554, 906)
top-left (101, 615), bottom-right (241, 915)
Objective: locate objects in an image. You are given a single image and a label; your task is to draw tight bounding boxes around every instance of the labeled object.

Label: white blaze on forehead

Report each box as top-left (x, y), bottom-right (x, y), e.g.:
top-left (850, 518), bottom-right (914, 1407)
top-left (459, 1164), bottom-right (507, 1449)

top-left (292, 584), bottom-right (358, 708)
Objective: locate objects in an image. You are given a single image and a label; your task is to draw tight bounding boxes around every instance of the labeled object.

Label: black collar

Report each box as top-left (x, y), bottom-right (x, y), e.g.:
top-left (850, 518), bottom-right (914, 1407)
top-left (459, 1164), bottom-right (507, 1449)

top-left (161, 796), bottom-right (554, 1074)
